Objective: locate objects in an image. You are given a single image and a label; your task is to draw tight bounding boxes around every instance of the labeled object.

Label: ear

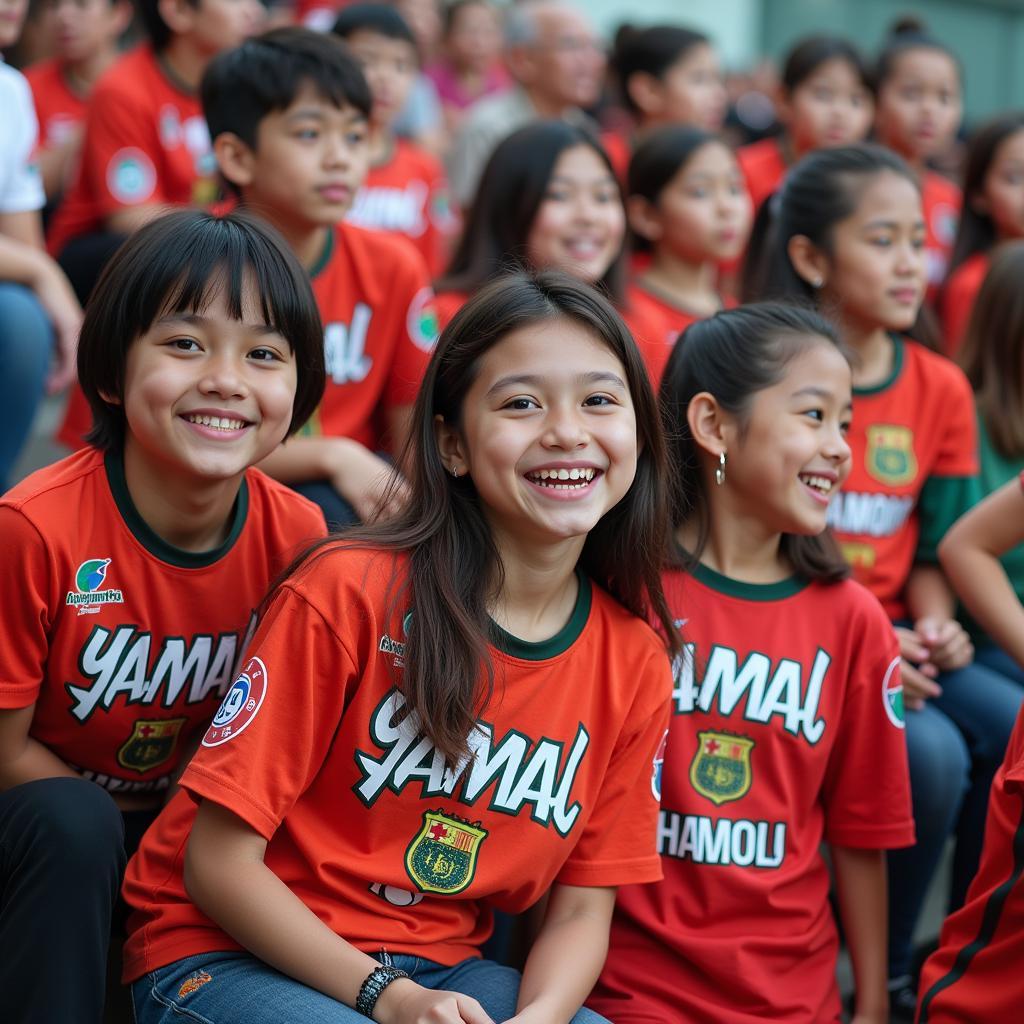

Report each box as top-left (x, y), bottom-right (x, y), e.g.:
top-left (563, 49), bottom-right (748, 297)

top-left (214, 132), bottom-right (257, 190)
top-left (434, 414), bottom-right (469, 476)
top-left (112, 0), bottom-right (135, 35)
top-left (626, 194), bottom-right (663, 243)
top-left (787, 234), bottom-right (830, 290)
top-left (156, 0), bottom-right (195, 36)
top-left (98, 388), bottom-right (121, 407)
top-left (686, 391), bottom-right (735, 461)
top-left (504, 44), bottom-right (536, 86)
top-left (626, 71), bottom-right (665, 118)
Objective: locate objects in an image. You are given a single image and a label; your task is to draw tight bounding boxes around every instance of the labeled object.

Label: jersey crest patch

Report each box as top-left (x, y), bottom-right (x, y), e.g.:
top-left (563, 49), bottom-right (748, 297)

top-left (66, 557), bottom-right (124, 614)
top-left (407, 286), bottom-right (439, 352)
top-left (405, 809), bottom-right (487, 895)
top-left (882, 656), bottom-right (905, 729)
top-left (866, 425), bottom-right (917, 486)
top-left (690, 731), bottom-right (754, 806)
top-left (201, 656), bottom-right (268, 747)
top-left (117, 717), bottom-right (187, 774)
top-left (106, 147), bottom-right (156, 205)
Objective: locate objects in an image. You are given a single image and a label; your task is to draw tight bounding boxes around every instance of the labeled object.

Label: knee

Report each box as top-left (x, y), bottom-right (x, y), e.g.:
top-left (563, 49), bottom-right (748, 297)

top-left (0, 283), bottom-right (52, 344)
top-left (906, 712), bottom-right (970, 822)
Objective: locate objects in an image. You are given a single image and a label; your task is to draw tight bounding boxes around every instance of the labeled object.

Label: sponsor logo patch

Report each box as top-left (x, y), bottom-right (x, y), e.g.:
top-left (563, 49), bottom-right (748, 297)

top-left (106, 148), bottom-right (156, 204)
top-left (405, 809), bottom-right (487, 894)
top-left (65, 558), bottom-right (124, 615)
top-left (117, 717), bottom-right (187, 774)
top-left (690, 730), bottom-right (754, 806)
top-left (201, 656), bottom-right (268, 747)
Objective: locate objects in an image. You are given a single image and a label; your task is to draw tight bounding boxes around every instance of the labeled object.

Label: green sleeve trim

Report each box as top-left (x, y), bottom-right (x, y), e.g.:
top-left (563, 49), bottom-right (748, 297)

top-left (915, 475), bottom-right (982, 563)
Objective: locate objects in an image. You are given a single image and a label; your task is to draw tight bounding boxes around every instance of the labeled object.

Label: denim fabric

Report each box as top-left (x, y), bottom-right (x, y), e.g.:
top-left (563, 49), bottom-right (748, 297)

top-left (131, 951), bottom-right (611, 1023)
top-left (0, 282), bottom-right (51, 491)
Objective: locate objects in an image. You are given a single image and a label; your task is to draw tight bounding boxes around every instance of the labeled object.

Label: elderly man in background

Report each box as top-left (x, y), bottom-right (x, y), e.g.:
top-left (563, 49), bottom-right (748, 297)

top-left (447, 0), bottom-right (604, 208)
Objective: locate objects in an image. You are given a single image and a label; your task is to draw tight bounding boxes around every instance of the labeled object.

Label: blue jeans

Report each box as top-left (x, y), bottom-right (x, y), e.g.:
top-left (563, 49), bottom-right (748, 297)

top-left (0, 282), bottom-right (51, 491)
top-left (886, 657), bottom-right (1023, 978)
top-left (975, 643), bottom-right (1024, 687)
top-left (131, 951), bottom-right (611, 1023)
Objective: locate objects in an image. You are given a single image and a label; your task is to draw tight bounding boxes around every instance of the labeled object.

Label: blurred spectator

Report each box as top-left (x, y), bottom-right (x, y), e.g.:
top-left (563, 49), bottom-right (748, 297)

top-left (390, 0), bottom-right (444, 151)
top-left (447, 0), bottom-right (604, 209)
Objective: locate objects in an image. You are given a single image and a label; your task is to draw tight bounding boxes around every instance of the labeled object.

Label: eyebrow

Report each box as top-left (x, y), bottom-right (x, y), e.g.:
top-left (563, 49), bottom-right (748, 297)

top-left (862, 218), bottom-right (926, 230)
top-left (157, 313), bottom-right (283, 336)
top-left (486, 370), bottom-right (628, 397)
top-left (790, 385), bottom-right (853, 406)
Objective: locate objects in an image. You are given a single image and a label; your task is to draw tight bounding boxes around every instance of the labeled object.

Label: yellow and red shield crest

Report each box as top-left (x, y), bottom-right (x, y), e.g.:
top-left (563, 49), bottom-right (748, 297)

top-left (405, 810), bottom-right (487, 895)
top-left (117, 717), bottom-right (187, 774)
top-left (866, 425), bottom-right (917, 486)
top-left (690, 731), bottom-right (754, 806)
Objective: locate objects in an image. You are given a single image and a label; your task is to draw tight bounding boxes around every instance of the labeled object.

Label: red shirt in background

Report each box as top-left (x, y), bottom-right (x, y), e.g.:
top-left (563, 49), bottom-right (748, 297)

top-left (25, 58), bottom-right (88, 154)
top-left (940, 251), bottom-right (989, 357)
top-left (922, 171), bottom-right (961, 299)
top-left (737, 136), bottom-right (787, 213)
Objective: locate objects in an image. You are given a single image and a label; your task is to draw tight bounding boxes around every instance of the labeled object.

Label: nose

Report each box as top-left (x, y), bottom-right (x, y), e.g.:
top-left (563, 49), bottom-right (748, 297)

top-left (823, 423), bottom-right (851, 464)
top-left (542, 404), bottom-right (588, 450)
top-left (198, 352), bottom-right (248, 400)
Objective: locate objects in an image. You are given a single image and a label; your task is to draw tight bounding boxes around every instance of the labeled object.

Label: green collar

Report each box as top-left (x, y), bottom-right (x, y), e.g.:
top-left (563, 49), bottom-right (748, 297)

top-left (490, 572), bottom-right (592, 660)
top-left (690, 559), bottom-right (808, 601)
top-left (105, 449), bottom-right (249, 569)
top-left (853, 333), bottom-right (905, 397)
top-left (308, 227), bottom-right (335, 280)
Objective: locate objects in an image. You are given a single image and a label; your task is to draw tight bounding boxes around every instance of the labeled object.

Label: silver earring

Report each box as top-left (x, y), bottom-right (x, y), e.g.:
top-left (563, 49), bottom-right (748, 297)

top-left (715, 451), bottom-right (727, 486)
top-left (450, 464), bottom-right (459, 478)
top-left (812, 277), bottom-right (823, 289)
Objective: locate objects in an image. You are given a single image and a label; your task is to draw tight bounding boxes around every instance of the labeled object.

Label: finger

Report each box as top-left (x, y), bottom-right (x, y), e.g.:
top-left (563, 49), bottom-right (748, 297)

top-left (901, 660), bottom-right (942, 700)
top-left (904, 695), bottom-right (925, 711)
top-left (456, 996), bottom-right (495, 1024)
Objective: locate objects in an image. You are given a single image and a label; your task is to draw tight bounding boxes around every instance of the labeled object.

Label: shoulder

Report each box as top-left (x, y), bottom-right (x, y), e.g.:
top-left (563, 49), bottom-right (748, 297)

top-left (738, 137), bottom-right (782, 172)
top-left (22, 58), bottom-right (57, 91)
top-left (1, 448), bottom-right (106, 519)
top-left (901, 337), bottom-right (972, 398)
top-left (336, 221), bottom-right (424, 272)
top-left (285, 542), bottom-right (408, 618)
top-left (394, 139), bottom-right (443, 176)
top-left (923, 171), bottom-right (962, 207)
top-left (586, 582), bottom-right (667, 662)
top-left (0, 62), bottom-right (33, 107)
top-left (242, 468), bottom-right (326, 536)
top-left (91, 46), bottom-right (153, 101)
top-left (809, 578), bottom-right (892, 633)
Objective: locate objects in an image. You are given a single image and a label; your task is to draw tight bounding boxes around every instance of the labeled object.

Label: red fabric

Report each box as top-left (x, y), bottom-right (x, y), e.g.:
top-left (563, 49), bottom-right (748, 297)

top-left (940, 251), bottom-right (990, 357)
top-left (737, 137), bottom-right (787, 213)
top-left (24, 58), bottom-right (88, 152)
top-left (922, 171), bottom-right (962, 299)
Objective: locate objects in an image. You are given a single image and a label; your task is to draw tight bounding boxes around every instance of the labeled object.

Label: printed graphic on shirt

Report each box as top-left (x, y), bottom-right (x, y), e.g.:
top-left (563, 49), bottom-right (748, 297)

top-left (866, 425), bottom-right (918, 486)
top-left (828, 494), bottom-right (915, 539)
top-left (405, 809), bottom-right (488, 894)
top-left (106, 148), bottom-right (157, 204)
top-left (65, 558), bottom-right (124, 615)
top-left (350, 181), bottom-right (430, 237)
top-left (658, 809), bottom-right (786, 869)
top-left (354, 690), bottom-right (588, 836)
top-left (323, 304), bottom-right (373, 385)
top-left (202, 656), bottom-right (268, 747)
top-left (407, 286), bottom-right (439, 353)
top-left (882, 656), bottom-right (905, 728)
top-left (117, 716), bottom-right (188, 773)
top-left (690, 731), bottom-right (755, 806)
top-left (651, 729), bottom-right (668, 800)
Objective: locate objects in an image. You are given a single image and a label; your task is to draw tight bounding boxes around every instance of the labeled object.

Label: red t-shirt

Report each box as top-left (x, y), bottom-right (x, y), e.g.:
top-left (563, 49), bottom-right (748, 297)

top-left (922, 171), bottom-right (961, 297)
top-left (122, 545), bottom-right (672, 979)
top-left (0, 447), bottom-right (325, 796)
top-left (630, 280), bottom-right (736, 348)
top-left (827, 336), bottom-right (979, 620)
top-left (600, 130), bottom-right (631, 184)
top-left (940, 251), bottom-right (989, 357)
top-left (345, 139), bottom-right (456, 277)
top-left (25, 58), bottom-right (88, 153)
top-left (589, 562), bottom-right (914, 1024)
top-left (302, 224), bottom-right (437, 450)
top-left (737, 136), bottom-right (787, 213)
top-left (917, 668), bottom-right (1024, 1024)
top-left (47, 45), bottom-right (216, 255)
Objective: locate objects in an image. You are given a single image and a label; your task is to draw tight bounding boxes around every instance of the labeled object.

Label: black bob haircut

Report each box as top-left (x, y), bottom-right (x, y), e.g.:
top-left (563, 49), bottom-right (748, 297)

top-left (332, 3), bottom-right (418, 50)
top-left (78, 209), bottom-right (326, 451)
top-left (610, 24), bottom-right (711, 115)
top-left (202, 27), bottom-right (372, 153)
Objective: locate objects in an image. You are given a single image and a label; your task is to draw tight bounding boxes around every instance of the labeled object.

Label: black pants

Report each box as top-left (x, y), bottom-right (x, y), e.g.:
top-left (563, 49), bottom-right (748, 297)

top-left (0, 778), bottom-right (127, 1024)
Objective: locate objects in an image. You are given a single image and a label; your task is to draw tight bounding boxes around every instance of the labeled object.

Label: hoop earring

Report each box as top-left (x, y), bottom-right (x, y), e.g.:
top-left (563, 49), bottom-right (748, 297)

top-left (715, 451), bottom-right (727, 487)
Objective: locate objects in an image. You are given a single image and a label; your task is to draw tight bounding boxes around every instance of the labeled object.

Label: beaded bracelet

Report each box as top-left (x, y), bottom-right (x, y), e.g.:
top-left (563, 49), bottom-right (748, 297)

top-left (355, 964), bottom-right (410, 1019)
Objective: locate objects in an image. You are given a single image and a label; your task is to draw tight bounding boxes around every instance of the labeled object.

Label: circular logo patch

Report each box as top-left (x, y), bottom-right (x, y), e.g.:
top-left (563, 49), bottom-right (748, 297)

top-left (106, 148), bottom-right (156, 205)
top-left (882, 655), bottom-right (905, 729)
top-left (407, 286), bottom-right (439, 352)
top-left (202, 656), bottom-right (268, 747)
top-left (651, 729), bottom-right (668, 800)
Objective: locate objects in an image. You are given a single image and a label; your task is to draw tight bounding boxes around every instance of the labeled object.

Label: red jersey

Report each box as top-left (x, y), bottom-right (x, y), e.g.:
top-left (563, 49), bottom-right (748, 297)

top-left (826, 336), bottom-right (979, 620)
top-left (737, 136), bottom-right (787, 213)
top-left (345, 139), bottom-right (456, 277)
top-left (940, 251), bottom-right (989, 357)
top-left (630, 280), bottom-right (736, 347)
top-left (47, 45), bottom-right (216, 255)
top-left (589, 562), bottom-right (913, 1024)
top-left (0, 447), bottom-right (325, 797)
top-left (122, 545), bottom-right (672, 978)
top-left (922, 171), bottom-right (961, 296)
top-left (302, 224), bottom-right (437, 450)
top-left (25, 58), bottom-right (88, 153)
top-left (600, 130), bottom-right (631, 183)
top-left (917, 681), bottom-right (1024, 1023)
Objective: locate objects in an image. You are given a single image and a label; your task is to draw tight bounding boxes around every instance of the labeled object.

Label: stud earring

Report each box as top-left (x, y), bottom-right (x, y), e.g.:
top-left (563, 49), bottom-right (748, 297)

top-left (811, 276), bottom-right (823, 289)
top-left (450, 464), bottom-right (459, 478)
top-left (715, 451), bottom-right (727, 487)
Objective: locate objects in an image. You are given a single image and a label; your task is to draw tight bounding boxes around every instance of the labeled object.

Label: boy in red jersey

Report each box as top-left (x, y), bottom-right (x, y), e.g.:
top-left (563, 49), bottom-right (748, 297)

top-left (48, 0), bottom-right (263, 290)
top-left (202, 27), bottom-right (439, 526)
top-left (332, 4), bottom-right (455, 277)
top-left (0, 211), bottom-right (326, 1024)
top-left (25, 0), bottom-right (132, 207)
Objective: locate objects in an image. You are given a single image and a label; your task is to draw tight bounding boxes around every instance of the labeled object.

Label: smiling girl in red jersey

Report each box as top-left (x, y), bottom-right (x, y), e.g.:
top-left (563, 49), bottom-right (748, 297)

top-left (434, 120), bottom-right (673, 385)
top-left (589, 303), bottom-right (913, 1024)
top-left (737, 36), bottom-right (874, 215)
top-left (0, 211), bottom-right (327, 1024)
top-left (122, 271), bottom-right (677, 1024)
top-left (747, 143), bottom-right (1023, 1020)
top-left (626, 126), bottom-right (750, 350)
top-left (873, 21), bottom-right (963, 300)
top-left (940, 113), bottom-right (1024, 354)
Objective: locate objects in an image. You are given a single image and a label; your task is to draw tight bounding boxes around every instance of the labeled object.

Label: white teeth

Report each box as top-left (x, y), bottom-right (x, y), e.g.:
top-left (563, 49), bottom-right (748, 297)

top-left (528, 467), bottom-right (596, 487)
top-left (800, 474), bottom-right (833, 493)
top-left (186, 414), bottom-right (247, 431)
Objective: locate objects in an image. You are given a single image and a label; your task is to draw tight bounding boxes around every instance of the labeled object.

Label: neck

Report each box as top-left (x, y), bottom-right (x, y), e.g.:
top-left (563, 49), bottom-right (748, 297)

top-left (367, 124), bottom-right (393, 167)
top-left (487, 529), bottom-right (585, 642)
top-left (840, 318), bottom-right (895, 389)
top-left (122, 438), bottom-right (242, 553)
top-left (250, 203), bottom-right (330, 271)
top-left (678, 489), bottom-right (788, 584)
top-left (521, 83), bottom-right (571, 119)
top-left (641, 253), bottom-right (720, 314)
top-left (63, 46), bottom-right (118, 93)
top-left (158, 37), bottom-right (208, 92)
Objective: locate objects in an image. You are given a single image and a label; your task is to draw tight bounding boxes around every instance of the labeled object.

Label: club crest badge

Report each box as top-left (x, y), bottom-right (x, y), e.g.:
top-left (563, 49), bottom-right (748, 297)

top-left (201, 656), bottom-right (268, 747)
top-left (117, 717), bottom-right (187, 774)
top-left (866, 425), bottom-right (917, 486)
top-left (405, 810), bottom-right (487, 895)
top-left (690, 731), bottom-right (754, 806)
top-left (882, 656), bottom-right (906, 729)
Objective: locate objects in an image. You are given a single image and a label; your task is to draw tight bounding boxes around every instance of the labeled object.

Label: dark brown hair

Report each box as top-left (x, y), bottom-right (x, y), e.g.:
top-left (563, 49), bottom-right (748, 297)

top-left (286, 270), bottom-right (679, 766)
top-left (960, 240), bottom-right (1024, 458)
top-left (661, 301), bottom-right (852, 583)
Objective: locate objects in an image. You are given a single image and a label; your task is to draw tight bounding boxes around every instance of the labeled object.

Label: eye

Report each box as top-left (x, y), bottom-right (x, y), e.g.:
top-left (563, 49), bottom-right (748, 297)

top-left (584, 393), bottom-right (617, 407)
top-left (503, 396), bottom-right (539, 411)
top-left (295, 127), bottom-right (320, 141)
top-left (840, 418), bottom-right (852, 435)
top-left (347, 128), bottom-right (368, 146)
top-left (168, 337), bottom-right (201, 352)
top-left (803, 407), bottom-right (824, 422)
top-left (544, 188), bottom-right (571, 203)
top-left (249, 346), bottom-right (283, 363)
top-left (869, 236), bottom-right (892, 248)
